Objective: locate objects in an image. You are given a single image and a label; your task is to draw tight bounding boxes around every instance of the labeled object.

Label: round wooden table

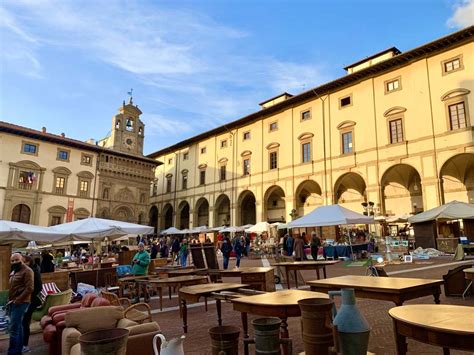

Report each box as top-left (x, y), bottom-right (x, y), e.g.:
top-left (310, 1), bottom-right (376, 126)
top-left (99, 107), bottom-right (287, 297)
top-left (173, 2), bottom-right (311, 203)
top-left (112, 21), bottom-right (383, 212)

top-left (462, 267), bottom-right (474, 299)
top-left (389, 304), bottom-right (474, 354)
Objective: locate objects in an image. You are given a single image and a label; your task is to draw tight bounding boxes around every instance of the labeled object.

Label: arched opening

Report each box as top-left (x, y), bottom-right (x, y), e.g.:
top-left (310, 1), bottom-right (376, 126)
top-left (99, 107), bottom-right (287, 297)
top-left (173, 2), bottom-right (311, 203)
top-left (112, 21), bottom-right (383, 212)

top-left (295, 180), bottom-right (323, 218)
top-left (334, 172), bottom-right (367, 212)
top-left (238, 190), bottom-right (256, 226)
top-left (264, 186), bottom-right (286, 223)
top-left (178, 201), bottom-right (190, 229)
top-left (12, 204), bottom-right (31, 224)
top-left (162, 204), bottom-right (174, 229)
top-left (149, 206), bottom-right (158, 233)
top-left (381, 164), bottom-right (423, 215)
top-left (214, 194), bottom-right (231, 227)
top-left (440, 153), bottom-right (474, 204)
top-left (194, 198), bottom-right (209, 227)
top-left (113, 206), bottom-right (133, 222)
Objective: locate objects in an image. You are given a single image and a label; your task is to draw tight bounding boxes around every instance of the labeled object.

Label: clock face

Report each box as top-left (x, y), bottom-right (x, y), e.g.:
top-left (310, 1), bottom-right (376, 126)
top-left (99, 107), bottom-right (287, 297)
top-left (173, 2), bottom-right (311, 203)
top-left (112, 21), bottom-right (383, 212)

top-left (123, 137), bottom-right (136, 150)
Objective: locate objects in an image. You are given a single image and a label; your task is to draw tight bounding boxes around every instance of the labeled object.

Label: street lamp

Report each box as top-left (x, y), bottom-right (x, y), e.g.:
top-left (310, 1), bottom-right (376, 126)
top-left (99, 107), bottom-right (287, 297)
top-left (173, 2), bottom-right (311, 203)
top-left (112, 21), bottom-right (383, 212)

top-left (361, 201), bottom-right (375, 216)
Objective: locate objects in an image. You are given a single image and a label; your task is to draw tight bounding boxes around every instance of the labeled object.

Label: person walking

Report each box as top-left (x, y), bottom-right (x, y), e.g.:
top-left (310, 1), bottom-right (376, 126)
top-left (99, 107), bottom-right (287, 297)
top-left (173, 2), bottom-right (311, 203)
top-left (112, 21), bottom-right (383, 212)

top-left (150, 241), bottom-right (159, 259)
top-left (179, 239), bottom-right (189, 267)
top-left (221, 237), bottom-right (233, 270)
top-left (245, 234), bottom-right (251, 257)
top-left (8, 253), bottom-right (34, 355)
top-left (310, 231), bottom-right (321, 261)
top-left (233, 235), bottom-right (244, 268)
top-left (286, 234), bottom-right (294, 257)
top-left (171, 237), bottom-right (180, 264)
top-left (131, 243), bottom-right (150, 302)
top-left (21, 255), bottom-right (42, 353)
top-left (294, 235), bottom-right (306, 261)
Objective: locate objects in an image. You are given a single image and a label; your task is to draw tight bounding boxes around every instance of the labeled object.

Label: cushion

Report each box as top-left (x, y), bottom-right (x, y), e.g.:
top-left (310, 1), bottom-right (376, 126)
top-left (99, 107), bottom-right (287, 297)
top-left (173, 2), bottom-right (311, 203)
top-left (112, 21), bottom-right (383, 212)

top-left (81, 293), bottom-right (98, 307)
top-left (65, 306), bottom-right (123, 334)
top-left (127, 322), bottom-right (160, 336)
top-left (90, 297), bottom-right (111, 307)
top-left (39, 282), bottom-right (61, 303)
top-left (40, 315), bottom-right (52, 329)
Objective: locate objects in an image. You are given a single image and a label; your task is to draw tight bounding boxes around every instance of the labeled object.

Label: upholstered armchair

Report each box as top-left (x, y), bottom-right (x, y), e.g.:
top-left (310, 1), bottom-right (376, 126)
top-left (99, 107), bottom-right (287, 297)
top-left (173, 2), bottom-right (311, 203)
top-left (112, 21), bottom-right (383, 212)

top-left (32, 289), bottom-right (73, 322)
top-left (62, 306), bottom-right (161, 355)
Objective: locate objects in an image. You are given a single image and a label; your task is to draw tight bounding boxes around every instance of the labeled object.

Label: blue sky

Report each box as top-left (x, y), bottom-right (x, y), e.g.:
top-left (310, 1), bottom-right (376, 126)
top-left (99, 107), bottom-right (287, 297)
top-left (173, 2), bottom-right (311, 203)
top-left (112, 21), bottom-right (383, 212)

top-left (1, 0), bottom-right (473, 154)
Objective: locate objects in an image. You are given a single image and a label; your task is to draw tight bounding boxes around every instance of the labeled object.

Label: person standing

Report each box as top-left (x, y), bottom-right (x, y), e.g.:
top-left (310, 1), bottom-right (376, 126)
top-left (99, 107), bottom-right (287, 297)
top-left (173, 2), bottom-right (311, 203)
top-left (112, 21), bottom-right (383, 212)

top-left (294, 235), bottom-right (305, 261)
top-left (171, 237), bottom-right (180, 264)
top-left (286, 234), bottom-right (294, 257)
top-left (220, 237), bottom-right (232, 270)
top-left (310, 231), bottom-right (321, 261)
top-left (245, 234), bottom-right (251, 257)
top-left (233, 235), bottom-right (244, 269)
top-left (40, 250), bottom-right (54, 273)
top-left (8, 253), bottom-right (33, 355)
top-left (21, 255), bottom-right (42, 353)
top-left (131, 243), bottom-right (150, 302)
top-left (150, 242), bottom-right (159, 259)
top-left (179, 239), bottom-right (189, 267)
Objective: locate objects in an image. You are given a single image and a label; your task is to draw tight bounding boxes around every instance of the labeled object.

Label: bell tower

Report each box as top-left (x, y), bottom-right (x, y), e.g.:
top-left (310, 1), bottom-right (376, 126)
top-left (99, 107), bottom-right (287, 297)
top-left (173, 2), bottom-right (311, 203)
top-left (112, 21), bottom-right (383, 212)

top-left (109, 97), bottom-right (145, 155)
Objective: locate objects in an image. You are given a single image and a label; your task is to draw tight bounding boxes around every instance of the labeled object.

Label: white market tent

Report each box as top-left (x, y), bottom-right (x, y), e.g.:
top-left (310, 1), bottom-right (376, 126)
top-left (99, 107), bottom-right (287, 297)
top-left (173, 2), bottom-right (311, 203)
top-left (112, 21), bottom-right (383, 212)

top-left (49, 217), bottom-right (153, 241)
top-left (386, 214), bottom-right (412, 223)
top-left (408, 200), bottom-right (474, 223)
top-left (221, 224), bottom-right (253, 233)
top-left (159, 226), bottom-right (182, 235)
top-left (287, 204), bottom-right (374, 228)
top-left (245, 222), bottom-right (271, 234)
top-left (0, 220), bottom-right (68, 243)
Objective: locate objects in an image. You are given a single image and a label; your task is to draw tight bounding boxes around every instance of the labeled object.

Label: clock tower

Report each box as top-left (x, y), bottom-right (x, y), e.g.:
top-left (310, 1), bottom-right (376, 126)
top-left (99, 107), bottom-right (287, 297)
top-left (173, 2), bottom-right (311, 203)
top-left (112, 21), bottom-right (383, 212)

top-left (108, 97), bottom-right (145, 156)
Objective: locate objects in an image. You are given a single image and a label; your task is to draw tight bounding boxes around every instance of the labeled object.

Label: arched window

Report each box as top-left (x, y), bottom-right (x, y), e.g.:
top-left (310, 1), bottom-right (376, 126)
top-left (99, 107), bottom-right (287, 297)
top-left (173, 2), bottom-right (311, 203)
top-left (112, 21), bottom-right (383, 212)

top-left (125, 118), bottom-right (134, 132)
top-left (115, 120), bottom-right (121, 129)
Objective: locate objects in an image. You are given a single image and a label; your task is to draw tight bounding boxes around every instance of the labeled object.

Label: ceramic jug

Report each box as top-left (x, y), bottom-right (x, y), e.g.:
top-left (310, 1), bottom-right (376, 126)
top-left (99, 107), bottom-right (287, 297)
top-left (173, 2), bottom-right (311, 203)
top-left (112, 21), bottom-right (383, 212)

top-left (328, 288), bottom-right (370, 355)
top-left (153, 334), bottom-right (185, 355)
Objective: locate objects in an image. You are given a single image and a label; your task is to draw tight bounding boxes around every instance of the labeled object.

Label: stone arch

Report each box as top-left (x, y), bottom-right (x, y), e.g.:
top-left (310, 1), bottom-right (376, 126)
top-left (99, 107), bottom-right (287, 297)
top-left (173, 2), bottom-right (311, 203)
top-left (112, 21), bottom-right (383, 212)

top-left (149, 205), bottom-right (158, 232)
top-left (52, 167), bottom-right (72, 175)
top-left (74, 208), bottom-right (90, 220)
top-left (178, 201), bottom-right (190, 229)
top-left (13, 160), bottom-right (41, 170)
top-left (295, 180), bottom-right (323, 217)
top-left (237, 190), bottom-right (256, 226)
top-left (12, 204), bottom-right (31, 223)
top-left (194, 197), bottom-right (209, 227)
top-left (214, 194), bottom-right (231, 227)
top-left (112, 206), bottom-right (133, 222)
top-left (381, 164), bottom-right (423, 215)
top-left (440, 153), bottom-right (474, 204)
top-left (162, 203), bottom-right (174, 229)
top-left (264, 185), bottom-right (286, 223)
top-left (334, 172), bottom-right (367, 212)
top-left (98, 207), bottom-right (111, 219)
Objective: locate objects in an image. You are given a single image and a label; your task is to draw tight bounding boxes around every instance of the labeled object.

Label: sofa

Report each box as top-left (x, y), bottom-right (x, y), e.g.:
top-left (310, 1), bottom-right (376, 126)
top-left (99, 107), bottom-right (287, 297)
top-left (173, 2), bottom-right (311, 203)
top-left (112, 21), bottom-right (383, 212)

top-left (62, 306), bottom-right (161, 355)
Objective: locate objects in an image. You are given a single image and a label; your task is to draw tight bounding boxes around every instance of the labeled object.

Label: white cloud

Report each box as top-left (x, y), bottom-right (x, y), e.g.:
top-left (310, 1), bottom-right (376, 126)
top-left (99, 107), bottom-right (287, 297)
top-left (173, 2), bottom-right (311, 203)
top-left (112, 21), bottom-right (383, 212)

top-left (447, 0), bottom-right (474, 28)
top-left (145, 114), bottom-right (194, 137)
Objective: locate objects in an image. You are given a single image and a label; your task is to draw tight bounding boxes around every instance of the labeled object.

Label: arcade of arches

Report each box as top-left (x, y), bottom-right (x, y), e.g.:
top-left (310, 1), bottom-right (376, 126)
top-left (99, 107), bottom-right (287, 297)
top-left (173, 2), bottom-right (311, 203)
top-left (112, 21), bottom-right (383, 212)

top-left (150, 154), bottom-right (473, 230)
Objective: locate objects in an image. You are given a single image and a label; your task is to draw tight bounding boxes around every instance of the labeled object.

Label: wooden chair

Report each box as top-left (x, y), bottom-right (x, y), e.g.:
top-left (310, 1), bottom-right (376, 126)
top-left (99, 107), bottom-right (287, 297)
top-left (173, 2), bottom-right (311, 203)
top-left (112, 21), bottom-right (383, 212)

top-left (100, 291), bottom-right (152, 324)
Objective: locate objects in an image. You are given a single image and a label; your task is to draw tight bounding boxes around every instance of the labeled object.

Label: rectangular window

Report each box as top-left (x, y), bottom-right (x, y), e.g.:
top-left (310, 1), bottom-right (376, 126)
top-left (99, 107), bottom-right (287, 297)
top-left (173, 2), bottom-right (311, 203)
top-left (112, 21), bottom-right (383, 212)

top-left (449, 102), bottom-right (467, 130)
top-left (199, 170), bottom-right (206, 185)
top-left (200, 147), bottom-right (206, 154)
top-left (183, 152), bottom-right (189, 160)
top-left (57, 150), bottom-right (69, 161)
top-left (269, 122), bottom-right (278, 131)
top-left (221, 140), bottom-right (227, 148)
top-left (81, 154), bottom-right (92, 165)
top-left (182, 175), bottom-right (188, 190)
top-left (301, 110), bottom-right (311, 121)
top-left (55, 177), bottom-right (65, 194)
top-left (79, 180), bottom-right (89, 197)
top-left (386, 78), bottom-right (400, 93)
top-left (152, 180), bottom-right (158, 196)
top-left (243, 159), bottom-right (250, 175)
top-left (389, 119), bottom-right (404, 143)
top-left (340, 96), bottom-right (352, 108)
top-left (269, 151), bottom-right (278, 170)
top-left (18, 171), bottom-right (34, 190)
top-left (302, 142), bottom-right (311, 162)
top-left (220, 165), bottom-right (226, 181)
top-left (444, 58), bottom-right (461, 73)
top-left (166, 178), bottom-right (172, 193)
top-left (342, 132), bottom-right (353, 154)
top-left (22, 142), bottom-right (37, 154)
top-left (50, 216), bottom-right (62, 226)
top-left (243, 131), bottom-right (251, 140)
top-left (168, 158), bottom-right (172, 165)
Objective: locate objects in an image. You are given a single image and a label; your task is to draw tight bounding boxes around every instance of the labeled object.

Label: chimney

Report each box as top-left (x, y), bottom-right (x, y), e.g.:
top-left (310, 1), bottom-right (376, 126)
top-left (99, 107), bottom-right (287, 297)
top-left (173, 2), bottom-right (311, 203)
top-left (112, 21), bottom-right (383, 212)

top-left (41, 127), bottom-right (46, 133)
top-left (61, 133), bottom-right (65, 137)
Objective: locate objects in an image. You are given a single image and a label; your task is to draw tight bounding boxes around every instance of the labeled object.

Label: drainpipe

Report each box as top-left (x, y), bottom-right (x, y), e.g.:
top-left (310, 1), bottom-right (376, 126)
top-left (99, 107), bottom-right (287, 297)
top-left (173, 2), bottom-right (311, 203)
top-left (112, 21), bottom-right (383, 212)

top-left (91, 152), bottom-right (100, 217)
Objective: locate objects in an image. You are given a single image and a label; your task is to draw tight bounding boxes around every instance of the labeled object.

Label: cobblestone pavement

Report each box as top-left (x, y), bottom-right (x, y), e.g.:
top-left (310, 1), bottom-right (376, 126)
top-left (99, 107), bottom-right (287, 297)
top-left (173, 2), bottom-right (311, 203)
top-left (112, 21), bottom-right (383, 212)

top-left (1, 255), bottom-right (473, 354)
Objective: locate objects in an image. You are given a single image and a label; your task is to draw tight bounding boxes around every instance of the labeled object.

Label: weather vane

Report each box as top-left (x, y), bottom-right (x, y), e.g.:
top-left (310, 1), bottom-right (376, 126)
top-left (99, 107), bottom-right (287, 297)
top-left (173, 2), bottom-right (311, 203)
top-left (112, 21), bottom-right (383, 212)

top-left (127, 88), bottom-right (133, 104)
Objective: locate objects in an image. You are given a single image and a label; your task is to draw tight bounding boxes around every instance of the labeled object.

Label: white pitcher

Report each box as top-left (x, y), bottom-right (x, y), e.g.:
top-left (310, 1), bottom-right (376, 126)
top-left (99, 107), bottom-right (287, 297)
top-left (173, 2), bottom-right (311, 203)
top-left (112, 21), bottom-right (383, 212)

top-left (153, 334), bottom-right (185, 355)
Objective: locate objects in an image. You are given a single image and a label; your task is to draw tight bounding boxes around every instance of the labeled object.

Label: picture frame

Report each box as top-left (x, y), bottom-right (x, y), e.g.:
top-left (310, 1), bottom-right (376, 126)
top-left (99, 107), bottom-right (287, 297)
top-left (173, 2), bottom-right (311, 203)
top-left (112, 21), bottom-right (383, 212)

top-left (403, 255), bottom-right (413, 263)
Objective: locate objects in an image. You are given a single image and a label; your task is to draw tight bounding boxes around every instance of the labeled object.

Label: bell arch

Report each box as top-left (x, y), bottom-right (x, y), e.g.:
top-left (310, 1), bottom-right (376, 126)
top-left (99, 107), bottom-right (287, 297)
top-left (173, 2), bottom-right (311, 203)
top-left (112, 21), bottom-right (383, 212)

top-left (264, 185), bottom-right (286, 223)
top-left (214, 194), bottom-right (231, 227)
top-left (440, 153), bottom-right (474, 204)
top-left (381, 164), bottom-right (423, 215)
top-left (237, 190), bottom-right (256, 226)
top-left (295, 180), bottom-right (323, 217)
top-left (194, 197), bottom-right (209, 227)
top-left (334, 172), bottom-right (367, 212)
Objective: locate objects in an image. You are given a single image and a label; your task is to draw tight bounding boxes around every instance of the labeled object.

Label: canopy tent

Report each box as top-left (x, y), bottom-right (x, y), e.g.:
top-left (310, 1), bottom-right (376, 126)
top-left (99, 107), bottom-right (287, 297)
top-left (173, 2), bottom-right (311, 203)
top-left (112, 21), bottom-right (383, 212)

top-left (245, 222), bottom-right (271, 234)
top-left (386, 214), bottom-right (412, 223)
top-left (189, 225), bottom-right (209, 234)
top-left (408, 201), bottom-right (474, 224)
top-left (287, 204), bottom-right (374, 228)
top-left (0, 220), bottom-right (68, 243)
top-left (159, 226), bottom-right (182, 235)
top-left (221, 224), bottom-right (253, 233)
top-left (49, 217), bottom-right (153, 241)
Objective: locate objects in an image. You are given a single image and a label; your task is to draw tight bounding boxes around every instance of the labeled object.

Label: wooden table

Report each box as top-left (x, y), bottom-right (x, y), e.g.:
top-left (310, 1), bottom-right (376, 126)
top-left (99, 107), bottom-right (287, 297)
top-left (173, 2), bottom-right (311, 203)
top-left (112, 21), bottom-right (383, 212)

top-left (139, 275), bottom-right (209, 310)
top-left (179, 283), bottom-right (249, 333)
top-left (219, 267), bottom-right (276, 291)
top-left (118, 274), bottom-right (156, 298)
top-left (462, 267), bottom-right (474, 299)
top-left (167, 268), bottom-right (208, 278)
top-left (232, 289), bottom-right (329, 339)
top-left (308, 275), bottom-right (443, 306)
top-left (272, 261), bottom-right (339, 289)
top-left (389, 305), bottom-right (474, 354)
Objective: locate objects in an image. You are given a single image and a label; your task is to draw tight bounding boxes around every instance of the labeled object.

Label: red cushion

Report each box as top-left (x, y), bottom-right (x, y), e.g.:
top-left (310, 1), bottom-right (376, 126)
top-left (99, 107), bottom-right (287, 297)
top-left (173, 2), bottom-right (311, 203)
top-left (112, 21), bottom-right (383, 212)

top-left (81, 293), bottom-right (98, 307)
top-left (91, 297), bottom-right (111, 307)
top-left (40, 315), bottom-right (53, 329)
top-left (48, 303), bottom-right (81, 317)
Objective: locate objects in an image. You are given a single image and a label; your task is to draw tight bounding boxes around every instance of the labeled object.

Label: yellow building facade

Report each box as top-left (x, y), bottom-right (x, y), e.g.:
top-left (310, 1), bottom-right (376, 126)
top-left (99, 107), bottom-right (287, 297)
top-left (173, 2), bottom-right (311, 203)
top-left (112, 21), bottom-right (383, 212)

top-left (149, 27), bottom-right (474, 232)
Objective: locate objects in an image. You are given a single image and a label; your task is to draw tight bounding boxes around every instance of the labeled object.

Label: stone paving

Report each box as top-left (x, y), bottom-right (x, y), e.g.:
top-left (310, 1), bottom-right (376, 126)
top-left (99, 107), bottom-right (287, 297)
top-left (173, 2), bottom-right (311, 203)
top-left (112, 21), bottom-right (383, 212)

top-left (1, 255), bottom-right (473, 354)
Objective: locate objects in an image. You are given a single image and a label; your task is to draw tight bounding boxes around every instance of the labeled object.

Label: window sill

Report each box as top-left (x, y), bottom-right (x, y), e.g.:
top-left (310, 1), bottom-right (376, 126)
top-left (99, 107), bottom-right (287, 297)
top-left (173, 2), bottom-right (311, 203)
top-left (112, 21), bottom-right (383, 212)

top-left (384, 141), bottom-right (406, 148)
top-left (339, 153), bottom-right (354, 157)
